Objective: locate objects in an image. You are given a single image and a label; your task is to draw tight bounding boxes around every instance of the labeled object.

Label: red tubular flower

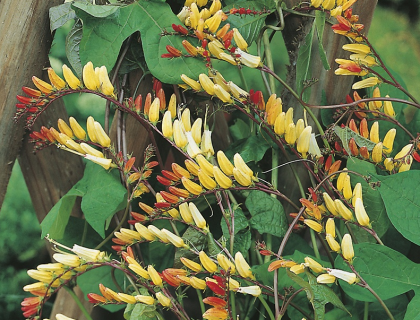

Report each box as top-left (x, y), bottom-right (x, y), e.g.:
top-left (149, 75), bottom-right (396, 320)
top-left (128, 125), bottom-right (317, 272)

top-left (166, 45), bottom-right (182, 57)
top-left (131, 211), bottom-right (148, 222)
top-left (259, 250), bottom-right (273, 256)
top-left (155, 202), bottom-right (172, 209)
top-left (178, 24), bottom-right (189, 35)
top-left (203, 296), bottom-right (227, 308)
top-left (157, 175), bottom-right (173, 186)
top-left (348, 119), bottom-right (358, 133)
top-left (161, 270), bottom-right (180, 287)
top-left (126, 246), bottom-right (135, 259)
top-left (249, 90), bottom-right (265, 110)
top-left (87, 293), bottom-right (107, 304)
top-left (111, 245), bottom-right (124, 252)
top-left (206, 280), bottom-right (225, 296)
top-left (334, 141), bottom-right (342, 153)
top-left (22, 86), bottom-right (42, 98)
top-left (324, 155), bottom-right (332, 172)
top-left (22, 305), bottom-right (39, 318)
top-left (308, 187), bottom-right (318, 202)
top-left (17, 95), bottom-right (34, 104)
top-left (161, 170), bottom-right (180, 181)
top-left (328, 159), bottom-right (342, 176)
top-left (147, 161), bottom-right (159, 169)
top-left (349, 138), bottom-right (359, 156)
top-left (203, 307), bottom-right (228, 320)
top-left (213, 275), bottom-right (226, 289)
top-left (413, 151), bottom-right (420, 163)
top-left (134, 94), bottom-right (142, 112)
top-left (124, 157), bottom-right (136, 173)
top-left (156, 88), bottom-right (166, 110)
top-left (360, 146), bottom-right (370, 159)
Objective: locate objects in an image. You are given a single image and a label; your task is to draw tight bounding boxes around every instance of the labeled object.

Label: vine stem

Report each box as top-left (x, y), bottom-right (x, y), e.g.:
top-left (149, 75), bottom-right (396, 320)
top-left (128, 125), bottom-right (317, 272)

top-left (62, 286), bottom-right (94, 320)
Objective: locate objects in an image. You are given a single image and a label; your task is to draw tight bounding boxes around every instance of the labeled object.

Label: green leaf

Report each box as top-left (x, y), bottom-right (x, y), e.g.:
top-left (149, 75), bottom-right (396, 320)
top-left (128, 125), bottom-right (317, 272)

top-left (72, 2), bottom-right (120, 17)
top-left (225, 135), bottom-right (271, 163)
top-left (377, 171), bottom-right (420, 245)
top-left (49, 3), bottom-right (77, 32)
top-left (66, 20), bottom-right (83, 77)
top-left (334, 125), bottom-right (378, 156)
top-left (79, 163), bottom-right (127, 238)
top-left (77, 266), bottom-right (126, 312)
top-left (335, 243), bottom-right (420, 302)
top-left (74, 1), bottom-right (206, 84)
top-left (229, 118), bottom-right (251, 141)
top-left (296, 21), bottom-right (315, 102)
top-left (314, 11), bottom-right (330, 70)
top-left (245, 191), bottom-right (288, 237)
top-left (221, 208), bottom-right (251, 255)
top-left (404, 293), bottom-right (420, 320)
top-left (124, 302), bottom-right (158, 320)
top-left (40, 187), bottom-right (84, 239)
top-left (174, 227), bottom-right (206, 267)
top-left (223, 2), bottom-right (273, 44)
top-left (347, 158), bottom-right (389, 237)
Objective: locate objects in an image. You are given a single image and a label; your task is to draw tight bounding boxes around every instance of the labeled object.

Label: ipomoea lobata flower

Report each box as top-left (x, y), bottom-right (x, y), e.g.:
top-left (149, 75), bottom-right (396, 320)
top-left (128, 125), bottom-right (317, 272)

top-left (341, 234), bottom-right (354, 262)
top-left (297, 126), bottom-right (312, 158)
top-left (235, 252), bottom-right (255, 279)
top-left (352, 77), bottom-right (380, 89)
top-left (236, 286), bottom-right (262, 297)
top-left (327, 268), bottom-right (358, 284)
top-left (354, 198), bottom-right (371, 227)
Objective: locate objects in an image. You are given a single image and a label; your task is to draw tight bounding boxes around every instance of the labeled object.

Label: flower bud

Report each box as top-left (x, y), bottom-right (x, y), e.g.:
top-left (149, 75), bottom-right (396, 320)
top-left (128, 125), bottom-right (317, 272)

top-left (214, 84), bottom-right (233, 103)
top-left (181, 176), bottom-right (203, 195)
top-left (199, 73), bottom-right (215, 95)
top-left (48, 67), bottom-right (66, 90)
top-left (235, 252), bottom-right (255, 279)
top-left (342, 175), bottom-right (352, 200)
top-left (84, 154), bottom-right (114, 170)
top-left (342, 43), bottom-right (371, 54)
top-left (62, 64), bottom-right (81, 89)
top-left (233, 28), bottom-right (248, 51)
top-left (189, 202), bottom-right (208, 230)
top-left (32, 76), bottom-right (53, 94)
top-left (69, 117), bottom-right (86, 140)
top-left (86, 116), bottom-right (98, 143)
top-left (233, 168), bottom-right (252, 186)
top-left (383, 128), bottom-right (396, 155)
top-left (322, 0), bottom-right (335, 10)
top-left (162, 111), bottom-right (173, 139)
top-left (180, 257), bottom-right (202, 272)
top-left (369, 121), bottom-right (379, 143)
top-left (196, 154), bottom-right (214, 176)
top-left (173, 120), bottom-right (188, 148)
top-left (394, 144), bottom-right (412, 161)
top-left (186, 132), bottom-right (203, 158)
top-left (201, 130), bottom-right (215, 157)
top-left (384, 158), bottom-right (395, 171)
top-left (134, 223), bottom-right (156, 241)
top-left (156, 292), bottom-right (171, 307)
top-left (233, 153), bottom-right (253, 177)
top-left (172, 163), bottom-right (191, 179)
top-left (57, 119), bottom-right (74, 138)
top-left (209, 0), bottom-right (221, 15)
top-left (190, 276), bottom-right (207, 290)
top-left (148, 225), bottom-right (169, 243)
top-left (135, 295), bottom-right (156, 305)
top-left (94, 121), bottom-right (111, 148)
top-left (352, 182), bottom-right (363, 207)
top-left (236, 286), bottom-right (262, 297)
top-left (399, 155), bottom-right (413, 172)
top-left (181, 74), bottom-right (202, 91)
top-left (311, 0), bottom-right (323, 7)
top-left (162, 229), bottom-right (188, 248)
top-left (274, 112), bottom-right (286, 136)
top-left (341, 234), bottom-right (354, 262)
top-left (325, 218), bottom-right (336, 237)
top-left (384, 95), bottom-right (395, 117)
top-left (352, 77), bottom-right (379, 90)
top-left (228, 81), bottom-right (249, 101)
top-left (184, 159), bottom-right (200, 176)
top-left (297, 126), bottom-right (312, 158)
top-left (337, 169), bottom-right (348, 192)
top-left (199, 251), bottom-right (218, 273)
top-left (285, 123), bottom-right (297, 145)
top-left (179, 202), bottom-right (194, 224)
top-left (317, 273), bottom-right (336, 284)
top-left (355, 198), bottom-right (370, 227)
top-left (98, 66), bottom-right (115, 97)
top-left (290, 264), bottom-right (305, 274)
top-left (148, 97), bottom-right (160, 124)
top-left (334, 199), bottom-right (353, 221)
top-left (198, 169), bottom-right (217, 190)
top-left (204, 10), bottom-right (222, 33)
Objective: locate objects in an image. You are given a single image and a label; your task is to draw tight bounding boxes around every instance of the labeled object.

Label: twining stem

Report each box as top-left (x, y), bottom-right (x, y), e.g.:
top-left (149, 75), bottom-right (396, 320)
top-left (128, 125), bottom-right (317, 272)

top-left (364, 301), bottom-right (369, 320)
top-left (63, 286), bottom-right (94, 320)
top-left (195, 289), bottom-right (205, 315)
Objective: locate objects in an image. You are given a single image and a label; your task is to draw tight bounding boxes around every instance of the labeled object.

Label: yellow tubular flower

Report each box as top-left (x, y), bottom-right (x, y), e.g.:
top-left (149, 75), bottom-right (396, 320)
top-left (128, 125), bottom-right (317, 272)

top-left (399, 156), bottom-right (413, 172)
top-left (156, 292), bottom-right (172, 307)
top-left (118, 293), bottom-right (137, 304)
top-left (86, 116), bottom-right (98, 143)
top-left (72, 244), bottom-right (106, 262)
top-left (196, 154), bottom-right (214, 176)
top-left (191, 118), bottom-right (203, 144)
top-left (384, 158), bottom-right (395, 172)
top-left (383, 128), bottom-right (396, 155)
top-left (85, 154), bottom-right (114, 170)
top-left (394, 144), bottom-right (412, 160)
top-left (181, 257), bottom-right (203, 272)
top-left (189, 3), bottom-right (199, 29)
top-left (297, 126), bottom-right (312, 158)
top-left (179, 202), bottom-right (194, 224)
top-left (325, 218), bottom-right (336, 237)
top-left (369, 121), bottom-right (379, 143)
top-left (210, 69), bottom-right (230, 92)
top-left (98, 66), bottom-right (115, 97)
top-left (334, 199), bottom-right (353, 221)
top-left (330, 6), bottom-right (343, 17)
top-left (120, 228), bottom-right (142, 241)
top-left (57, 119), bottom-right (74, 138)
top-left (317, 274), bottom-right (336, 284)
top-left (134, 223), bottom-right (156, 241)
top-left (217, 150), bottom-right (234, 175)
top-left (214, 84), bottom-right (234, 103)
top-left (69, 117), bottom-right (86, 140)
top-left (274, 112), bottom-right (286, 136)
top-left (53, 253), bottom-right (81, 268)
top-left (323, 192), bottom-right (338, 216)
top-left (181, 74), bottom-right (202, 91)
top-left (233, 28), bottom-right (248, 51)
top-left (201, 130), bottom-right (215, 157)
top-left (228, 81), bottom-right (249, 102)
top-left (148, 97), bottom-right (160, 124)
top-left (127, 259), bottom-right (150, 279)
top-left (181, 176), bottom-right (203, 195)
top-left (295, 119), bottom-right (305, 138)
top-left (219, 52), bottom-right (238, 65)
top-left (372, 142), bottom-right (383, 163)
top-left (341, 234), bottom-right (354, 262)
top-left (148, 225), bottom-right (169, 243)
top-left (208, 40), bottom-right (224, 58)
top-left (384, 95), bottom-right (396, 117)
top-left (355, 198), bottom-right (371, 227)
top-left (233, 153), bottom-right (253, 177)
top-left (304, 219), bottom-right (323, 232)
top-left (290, 264), bottom-right (305, 274)
top-left (209, 0), bottom-right (221, 15)
top-left (237, 286), bottom-right (262, 297)
top-left (189, 202), bottom-right (207, 230)
top-left (189, 276), bottom-right (206, 290)
top-left (337, 169), bottom-right (348, 192)
top-left (148, 265), bottom-right (163, 287)
top-left (326, 234), bottom-right (341, 252)
top-left (233, 168), bottom-right (252, 186)
top-left (198, 169), bottom-right (217, 190)
top-left (181, 108), bottom-right (191, 131)
top-left (80, 143), bottom-right (104, 158)
top-left (352, 77), bottom-right (380, 90)
top-left (304, 257), bottom-right (324, 273)
top-left (350, 54), bottom-right (378, 67)
top-left (199, 251), bottom-right (218, 273)
top-left (186, 131), bottom-right (203, 158)
top-left (235, 252), bottom-right (255, 279)
top-left (185, 159), bottom-right (200, 176)
top-left (236, 49), bottom-right (262, 68)
top-left (168, 93), bottom-right (177, 119)
top-left (199, 73), bottom-right (215, 95)
top-left (135, 295), bottom-right (156, 305)
top-left (217, 253), bottom-right (236, 274)
top-left (372, 87), bottom-right (382, 110)
top-left (32, 76), bottom-right (53, 94)
top-left (322, 0), bottom-right (335, 10)
top-left (327, 268), bottom-right (357, 284)
top-left (48, 67), bottom-right (66, 90)
top-left (342, 175), bottom-right (352, 200)
top-left (200, 8), bottom-right (211, 19)
top-left (342, 43), bottom-right (371, 54)
top-left (83, 61), bottom-right (100, 90)
top-left (285, 123), bottom-right (297, 145)
top-left (62, 64), bottom-right (81, 89)
top-left (27, 269), bottom-right (54, 283)
top-left (162, 111), bottom-right (173, 139)
top-left (205, 10), bottom-right (222, 33)
top-left (213, 166), bottom-right (233, 188)
top-left (173, 120), bottom-right (188, 148)
top-left (352, 182), bottom-right (363, 207)
top-left (311, 0), bottom-right (323, 7)
top-left (64, 139), bottom-right (83, 153)
top-left (94, 121), bottom-right (111, 148)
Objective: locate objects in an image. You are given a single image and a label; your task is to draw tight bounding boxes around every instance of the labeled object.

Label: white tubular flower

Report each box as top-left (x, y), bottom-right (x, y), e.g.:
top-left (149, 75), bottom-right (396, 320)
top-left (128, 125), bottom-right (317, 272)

top-left (327, 268), bottom-right (358, 284)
